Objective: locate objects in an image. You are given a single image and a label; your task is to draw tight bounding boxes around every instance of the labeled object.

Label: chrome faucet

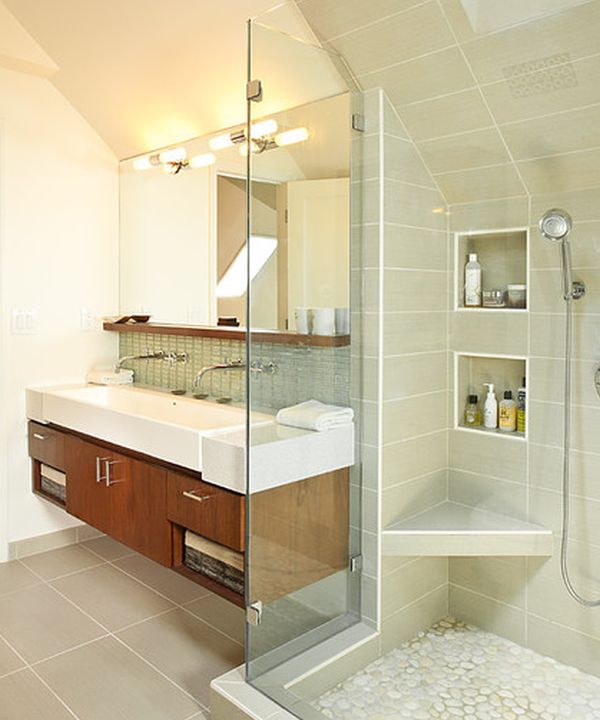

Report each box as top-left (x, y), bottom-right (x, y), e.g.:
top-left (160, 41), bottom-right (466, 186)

top-left (193, 358), bottom-right (245, 393)
top-left (115, 350), bottom-right (165, 373)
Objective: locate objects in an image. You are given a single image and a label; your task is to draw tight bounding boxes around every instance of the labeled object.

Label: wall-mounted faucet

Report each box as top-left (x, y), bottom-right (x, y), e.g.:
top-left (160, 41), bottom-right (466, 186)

top-left (115, 349), bottom-right (166, 374)
top-left (193, 358), bottom-right (245, 393)
top-left (165, 351), bottom-right (189, 367)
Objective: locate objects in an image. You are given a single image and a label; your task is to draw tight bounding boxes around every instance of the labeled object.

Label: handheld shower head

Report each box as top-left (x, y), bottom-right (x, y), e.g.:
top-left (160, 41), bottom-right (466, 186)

top-left (539, 208), bottom-right (572, 242)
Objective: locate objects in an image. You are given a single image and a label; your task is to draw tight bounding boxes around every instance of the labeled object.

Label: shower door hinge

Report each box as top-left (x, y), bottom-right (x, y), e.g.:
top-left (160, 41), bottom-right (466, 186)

top-left (246, 601), bottom-right (263, 626)
top-left (247, 79), bottom-right (263, 103)
top-left (350, 555), bottom-right (363, 573)
top-left (352, 113), bottom-right (365, 132)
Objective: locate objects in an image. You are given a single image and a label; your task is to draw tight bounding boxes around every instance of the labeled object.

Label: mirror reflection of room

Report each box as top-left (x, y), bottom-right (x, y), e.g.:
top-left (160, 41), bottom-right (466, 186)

top-left (119, 93), bottom-right (350, 334)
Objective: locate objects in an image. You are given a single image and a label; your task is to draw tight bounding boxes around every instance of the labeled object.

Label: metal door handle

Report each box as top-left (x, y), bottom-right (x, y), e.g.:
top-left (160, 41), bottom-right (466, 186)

top-left (33, 433), bottom-right (48, 441)
top-left (96, 456), bottom-right (110, 483)
top-left (182, 489), bottom-right (214, 503)
top-left (104, 459), bottom-right (123, 487)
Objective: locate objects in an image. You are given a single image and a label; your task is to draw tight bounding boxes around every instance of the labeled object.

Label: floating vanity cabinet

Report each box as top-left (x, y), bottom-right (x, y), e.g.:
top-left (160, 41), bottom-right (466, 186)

top-left (64, 435), bottom-right (172, 566)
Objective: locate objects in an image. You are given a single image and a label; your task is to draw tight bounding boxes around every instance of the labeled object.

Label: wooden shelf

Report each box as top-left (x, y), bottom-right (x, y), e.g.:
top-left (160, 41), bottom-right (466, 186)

top-left (382, 502), bottom-right (552, 557)
top-left (103, 322), bottom-right (350, 347)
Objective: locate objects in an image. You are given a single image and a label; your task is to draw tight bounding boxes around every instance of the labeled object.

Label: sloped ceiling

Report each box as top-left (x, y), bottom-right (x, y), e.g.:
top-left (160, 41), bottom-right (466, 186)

top-left (297, 0), bottom-right (600, 201)
top-left (2, 0), bottom-right (313, 159)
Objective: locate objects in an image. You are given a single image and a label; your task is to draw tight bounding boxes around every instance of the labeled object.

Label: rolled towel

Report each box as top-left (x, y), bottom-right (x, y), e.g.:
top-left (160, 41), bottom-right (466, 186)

top-left (276, 400), bottom-right (354, 432)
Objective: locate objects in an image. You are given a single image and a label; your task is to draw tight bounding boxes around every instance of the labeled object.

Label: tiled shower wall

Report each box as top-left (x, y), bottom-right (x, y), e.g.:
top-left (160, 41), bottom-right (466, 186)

top-left (448, 188), bottom-right (600, 677)
top-left (118, 332), bottom-right (350, 413)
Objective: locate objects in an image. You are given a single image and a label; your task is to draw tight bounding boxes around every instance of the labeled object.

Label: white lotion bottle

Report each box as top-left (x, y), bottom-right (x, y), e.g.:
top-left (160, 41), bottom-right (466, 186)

top-left (464, 253), bottom-right (482, 307)
top-left (483, 383), bottom-right (498, 429)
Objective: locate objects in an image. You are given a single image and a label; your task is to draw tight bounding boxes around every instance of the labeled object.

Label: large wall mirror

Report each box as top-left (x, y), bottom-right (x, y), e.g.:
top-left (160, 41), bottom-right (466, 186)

top-left (119, 92), bottom-right (350, 332)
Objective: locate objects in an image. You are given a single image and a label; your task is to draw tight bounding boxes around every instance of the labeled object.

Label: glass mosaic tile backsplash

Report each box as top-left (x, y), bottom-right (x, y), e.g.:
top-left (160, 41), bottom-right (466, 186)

top-left (118, 332), bottom-right (350, 413)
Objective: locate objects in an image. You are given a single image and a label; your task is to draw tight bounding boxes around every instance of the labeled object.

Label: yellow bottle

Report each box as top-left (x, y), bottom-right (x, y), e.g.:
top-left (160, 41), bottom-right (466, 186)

top-left (499, 390), bottom-right (517, 432)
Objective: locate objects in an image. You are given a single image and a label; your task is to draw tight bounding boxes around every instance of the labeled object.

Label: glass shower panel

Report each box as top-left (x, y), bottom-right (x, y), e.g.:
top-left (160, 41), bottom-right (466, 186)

top-left (244, 12), bottom-right (364, 712)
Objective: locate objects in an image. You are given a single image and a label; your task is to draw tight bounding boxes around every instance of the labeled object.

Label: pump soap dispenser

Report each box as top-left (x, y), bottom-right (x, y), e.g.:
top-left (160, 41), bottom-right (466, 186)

top-left (483, 383), bottom-right (498, 429)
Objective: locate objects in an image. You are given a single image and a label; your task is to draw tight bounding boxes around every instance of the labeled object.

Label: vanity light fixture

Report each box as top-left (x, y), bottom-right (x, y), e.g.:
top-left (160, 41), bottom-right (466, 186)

top-left (208, 119), bottom-right (279, 152)
top-left (158, 147), bottom-right (186, 164)
top-left (133, 148), bottom-right (215, 174)
top-left (274, 127), bottom-right (309, 147)
top-left (189, 152), bottom-right (216, 168)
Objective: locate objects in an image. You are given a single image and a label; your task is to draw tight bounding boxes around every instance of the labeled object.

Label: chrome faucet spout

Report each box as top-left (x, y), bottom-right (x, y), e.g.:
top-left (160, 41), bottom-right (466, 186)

top-left (193, 358), bottom-right (245, 392)
top-left (114, 350), bottom-right (165, 374)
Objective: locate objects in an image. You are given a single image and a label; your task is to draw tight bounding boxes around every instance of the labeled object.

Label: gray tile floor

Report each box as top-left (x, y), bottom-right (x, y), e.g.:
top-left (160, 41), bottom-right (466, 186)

top-left (0, 537), bottom-right (245, 720)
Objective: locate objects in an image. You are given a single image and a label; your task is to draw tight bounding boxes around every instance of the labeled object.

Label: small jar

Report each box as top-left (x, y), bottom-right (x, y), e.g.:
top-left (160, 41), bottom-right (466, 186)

top-left (507, 284), bottom-right (527, 309)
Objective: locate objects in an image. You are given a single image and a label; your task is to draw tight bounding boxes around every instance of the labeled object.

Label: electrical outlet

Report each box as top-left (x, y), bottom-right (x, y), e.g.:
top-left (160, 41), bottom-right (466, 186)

top-left (11, 308), bottom-right (39, 335)
top-left (80, 307), bottom-right (98, 332)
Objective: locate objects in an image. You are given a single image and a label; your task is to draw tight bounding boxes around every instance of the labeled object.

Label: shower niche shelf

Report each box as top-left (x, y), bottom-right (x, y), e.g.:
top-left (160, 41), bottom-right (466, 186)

top-left (454, 227), bottom-right (528, 312)
top-left (454, 352), bottom-right (527, 440)
top-left (382, 502), bottom-right (552, 557)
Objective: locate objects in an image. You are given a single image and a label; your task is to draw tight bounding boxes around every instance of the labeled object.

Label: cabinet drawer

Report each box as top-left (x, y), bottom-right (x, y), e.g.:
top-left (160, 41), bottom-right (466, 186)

top-left (28, 422), bottom-right (65, 471)
top-left (167, 472), bottom-right (244, 552)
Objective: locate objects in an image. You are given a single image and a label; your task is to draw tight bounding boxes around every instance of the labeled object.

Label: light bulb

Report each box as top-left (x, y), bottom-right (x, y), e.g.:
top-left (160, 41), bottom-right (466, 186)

top-left (133, 156), bottom-right (152, 171)
top-left (238, 141), bottom-right (259, 157)
top-left (209, 133), bottom-right (234, 151)
top-left (158, 147), bottom-right (186, 164)
top-left (274, 127), bottom-right (309, 147)
top-left (250, 119), bottom-right (278, 139)
top-left (189, 152), bottom-right (216, 168)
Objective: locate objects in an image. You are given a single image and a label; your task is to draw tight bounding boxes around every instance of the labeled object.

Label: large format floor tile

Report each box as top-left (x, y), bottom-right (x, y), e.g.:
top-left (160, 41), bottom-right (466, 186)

top-left (114, 553), bottom-right (208, 605)
top-left (0, 584), bottom-right (105, 664)
top-left (81, 535), bottom-right (137, 561)
top-left (117, 608), bottom-right (244, 707)
top-left (36, 636), bottom-right (201, 720)
top-left (51, 564), bottom-right (174, 630)
top-left (0, 669), bottom-right (75, 720)
top-left (0, 561), bottom-right (41, 597)
top-left (0, 636), bottom-right (25, 677)
top-left (21, 545), bottom-right (104, 581)
top-left (185, 593), bottom-right (245, 644)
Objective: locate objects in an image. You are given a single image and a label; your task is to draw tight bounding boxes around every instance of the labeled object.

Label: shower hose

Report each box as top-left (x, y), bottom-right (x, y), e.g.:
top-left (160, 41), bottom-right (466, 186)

top-left (560, 295), bottom-right (600, 606)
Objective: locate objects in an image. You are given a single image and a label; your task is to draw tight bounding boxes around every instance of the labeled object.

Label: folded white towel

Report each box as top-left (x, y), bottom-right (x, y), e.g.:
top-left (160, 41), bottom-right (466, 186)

top-left (276, 400), bottom-right (354, 432)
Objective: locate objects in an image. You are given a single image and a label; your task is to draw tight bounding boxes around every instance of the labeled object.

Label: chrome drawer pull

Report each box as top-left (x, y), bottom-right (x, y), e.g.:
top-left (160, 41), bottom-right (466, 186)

top-left (105, 459), bottom-right (123, 487)
top-left (182, 489), bottom-right (214, 503)
top-left (95, 456), bottom-right (110, 483)
top-left (33, 433), bottom-right (48, 441)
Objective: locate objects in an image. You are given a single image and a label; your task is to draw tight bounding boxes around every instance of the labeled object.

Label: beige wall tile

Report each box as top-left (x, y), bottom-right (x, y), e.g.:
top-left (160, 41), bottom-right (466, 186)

top-left (527, 614), bottom-right (600, 678)
top-left (530, 267), bottom-right (600, 314)
top-left (353, 133), bottom-right (381, 182)
top-left (384, 225), bottom-right (448, 270)
top-left (360, 47), bottom-right (473, 107)
top-left (448, 469), bottom-right (528, 520)
top-left (384, 136), bottom-right (436, 187)
top-left (383, 269), bottom-right (447, 312)
top-left (449, 196), bottom-right (529, 232)
top-left (529, 357), bottom-right (599, 407)
top-left (501, 104), bottom-right (600, 161)
top-left (449, 429), bottom-right (526, 483)
top-left (381, 584), bottom-right (448, 653)
top-left (419, 128), bottom-right (510, 174)
top-left (382, 557), bottom-right (447, 619)
top-left (383, 311), bottom-right (447, 355)
top-left (529, 443), bottom-right (600, 501)
top-left (435, 163), bottom-right (526, 204)
top-left (518, 147), bottom-right (600, 195)
top-left (400, 88), bottom-right (493, 142)
top-left (383, 95), bottom-right (408, 139)
top-left (530, 312), bottom-right (600, 360)
top-left (529, 487), bottom-right (600, 547)
top-left (383, 430), bottom-right (447, 488)
top-left (381, 470), bottom-right (447, 527)
top-left (449, 556), bottom-right (527, 608)
top-left (383, 351), bottom-right (447, 401)
top-left (298, 0), bottom-right (425, 42)
top-left (383, 390), bottom-right (448, 444)
top-left (530, 220), bottom-right (600, 269)
top-left (385, 182), bottom-right (447, 229)
top-left (461, 1), bottom-right (600, 85)
top-left (448, 585), bottom-right (526, 644)
top-left (450, 311), bottom-right (529, 356)
top-left (331, 2), bottom-right (454, 77)
top-left (531, 186), bottom-right (600, 224)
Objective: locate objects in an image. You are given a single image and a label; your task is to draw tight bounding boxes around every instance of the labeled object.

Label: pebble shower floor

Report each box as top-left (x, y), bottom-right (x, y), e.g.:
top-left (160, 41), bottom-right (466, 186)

top-left (313, 618), bottom-right (600, 720)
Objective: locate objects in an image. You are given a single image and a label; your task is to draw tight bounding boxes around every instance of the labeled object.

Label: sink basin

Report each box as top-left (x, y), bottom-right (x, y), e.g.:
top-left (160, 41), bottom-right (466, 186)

top-left (27, 384), bottom-right (273, 473)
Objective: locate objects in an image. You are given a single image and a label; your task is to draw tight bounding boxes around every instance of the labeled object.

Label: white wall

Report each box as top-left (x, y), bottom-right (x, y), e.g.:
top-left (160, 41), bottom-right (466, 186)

top-left (0, 66), bottom-right (119, 557)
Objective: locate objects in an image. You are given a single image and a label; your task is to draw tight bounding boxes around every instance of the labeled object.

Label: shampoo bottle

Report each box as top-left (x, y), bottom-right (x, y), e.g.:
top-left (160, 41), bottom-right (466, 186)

top-left (499, 390), bottom-right (517, 432)
top-left (517, 377), bottom-right (526, 434)
top-left (483, 383), bottom-right (498, 429)
top-left (465, 253), bottom-right (482, 307)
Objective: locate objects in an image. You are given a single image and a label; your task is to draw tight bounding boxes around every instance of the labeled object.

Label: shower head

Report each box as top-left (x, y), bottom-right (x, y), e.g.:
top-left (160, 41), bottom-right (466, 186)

top-left (539, 208), bottom-right (573, 242)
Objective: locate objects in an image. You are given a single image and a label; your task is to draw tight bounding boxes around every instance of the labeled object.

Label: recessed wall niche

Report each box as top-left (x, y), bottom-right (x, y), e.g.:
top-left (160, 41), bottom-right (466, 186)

top-left (455, 228), bottom-right (528, 311)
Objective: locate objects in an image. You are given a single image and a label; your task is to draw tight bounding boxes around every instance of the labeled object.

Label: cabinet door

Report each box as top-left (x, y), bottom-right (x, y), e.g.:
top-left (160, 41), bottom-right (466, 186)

top-left (65, 435), bottom-right (113, 534)
top-left (108, 457), bottom-right (171, 566)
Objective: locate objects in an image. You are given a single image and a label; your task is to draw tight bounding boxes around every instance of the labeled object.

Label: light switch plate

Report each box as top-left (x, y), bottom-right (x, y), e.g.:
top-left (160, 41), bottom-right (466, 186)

top-left (11, 308), bottom-right (39, 334)
top-left (80, 307), bottom-right (98, 332)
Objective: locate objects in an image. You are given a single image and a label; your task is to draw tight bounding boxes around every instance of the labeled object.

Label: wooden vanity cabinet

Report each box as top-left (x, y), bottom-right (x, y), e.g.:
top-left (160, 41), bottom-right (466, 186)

top-left (64, 435), bottom-right (171, 566)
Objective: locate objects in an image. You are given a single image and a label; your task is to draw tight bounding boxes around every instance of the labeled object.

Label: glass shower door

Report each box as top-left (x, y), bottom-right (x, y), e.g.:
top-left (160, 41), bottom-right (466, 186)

top-left (244, 8), bottom-right (364, 713)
